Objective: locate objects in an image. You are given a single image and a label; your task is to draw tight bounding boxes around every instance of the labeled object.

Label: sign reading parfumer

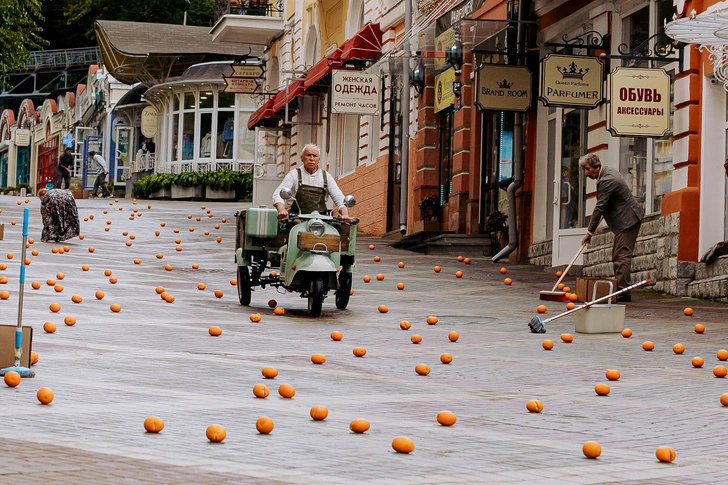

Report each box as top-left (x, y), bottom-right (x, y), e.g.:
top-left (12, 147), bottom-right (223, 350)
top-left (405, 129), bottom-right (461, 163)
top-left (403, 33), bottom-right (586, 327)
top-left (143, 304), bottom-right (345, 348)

top-left (331, 71), bottom-right (380, 115)
top-left (476, 64), bottom-right (532, 112)
top-left (607, 67), bottom-right (670, 137)
top-left (540, 54), bottom-right (604, 109)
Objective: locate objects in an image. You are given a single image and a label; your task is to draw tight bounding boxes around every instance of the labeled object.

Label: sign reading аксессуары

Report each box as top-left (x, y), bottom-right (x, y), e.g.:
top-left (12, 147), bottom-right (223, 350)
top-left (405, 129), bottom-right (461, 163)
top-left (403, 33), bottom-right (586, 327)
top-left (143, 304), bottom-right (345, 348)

top-left (607, 67), bottom-right (670, 137)
top-left (331, 71), bottom-right (380, 115)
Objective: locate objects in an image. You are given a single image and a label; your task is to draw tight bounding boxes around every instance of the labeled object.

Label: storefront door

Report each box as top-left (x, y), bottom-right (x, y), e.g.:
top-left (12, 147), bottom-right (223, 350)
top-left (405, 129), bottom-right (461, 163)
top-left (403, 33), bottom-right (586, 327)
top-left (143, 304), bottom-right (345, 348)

top-left (16, 146), bottom-right (30, 186)
top-left (0, 150), bottom-right (7, 187)
top-left (37, 136), bottom-right (59, 192)
top-left (114, 126), bottom-right (132, 185)
top-left (252, 127), bottom-right (290, 207)
top-left (550, 108), bottom-right (588, 265)
top-left (82, 135), bottom-right (103, 190)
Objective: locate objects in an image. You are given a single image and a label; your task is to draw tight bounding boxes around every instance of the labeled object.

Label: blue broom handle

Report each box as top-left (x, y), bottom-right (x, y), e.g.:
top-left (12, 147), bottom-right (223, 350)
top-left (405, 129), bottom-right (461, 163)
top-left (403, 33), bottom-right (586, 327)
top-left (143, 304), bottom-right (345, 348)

top-left (13, 208), bottom-right (29, 366)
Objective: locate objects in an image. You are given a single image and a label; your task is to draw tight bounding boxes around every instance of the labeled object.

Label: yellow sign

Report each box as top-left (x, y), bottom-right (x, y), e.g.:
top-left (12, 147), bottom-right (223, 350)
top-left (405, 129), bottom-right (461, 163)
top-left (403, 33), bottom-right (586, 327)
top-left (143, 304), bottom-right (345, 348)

top-left (476, 65), bottom-right (532, 112)
top-left (607, 67), bottom-right (670, 137)
top-left (434, 28), bottom-right (455, 70)
top-left (434, 68), bottom-right (456, 113)
top-left (540, 54), bottom-right (604, 109)
top-left (140, 106), bottom-right (158, 138)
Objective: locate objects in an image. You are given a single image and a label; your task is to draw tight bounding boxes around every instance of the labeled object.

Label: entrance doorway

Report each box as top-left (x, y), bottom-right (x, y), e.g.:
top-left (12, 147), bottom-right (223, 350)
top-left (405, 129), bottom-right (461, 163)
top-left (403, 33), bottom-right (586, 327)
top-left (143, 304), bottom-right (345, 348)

top-left (16, 146), bottom-right (30, 186)
top-left (38, 136), bottom-right (59, 192)
top-left (0, 150), bottom-right (7, 187)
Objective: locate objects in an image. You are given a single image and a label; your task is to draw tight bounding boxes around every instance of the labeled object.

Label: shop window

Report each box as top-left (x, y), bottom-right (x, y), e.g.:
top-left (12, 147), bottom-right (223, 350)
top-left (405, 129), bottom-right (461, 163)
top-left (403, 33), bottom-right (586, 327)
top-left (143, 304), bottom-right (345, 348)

top-left (200, 113), bottom-right (213, 158)
top-left (216, 111), bottom-right (235, 159)
top-left (199, 91), bottom-right (214, 109)
top-left (340, 115), bottom-right (360, 174)
top-left (173, 94), bottom-right (180, 111)
top-left (498, 113), bottom-right (514, 182)
top-left (559, 110), bottom-right (587, 229)
top-left (439, 110), bottom-right (454, 205)
top-left (218, 92), bottom-right (236, 109)
top-left (182, 112), bottom-right (195, 160)
top-left (172, 113), bottom-right (180, 161)
top-left (237, 112), bottom-right (255, 160)
top-left (368, 114), bottom-right (380, 164)
top-left (184, 92), bottom-right (196, 110)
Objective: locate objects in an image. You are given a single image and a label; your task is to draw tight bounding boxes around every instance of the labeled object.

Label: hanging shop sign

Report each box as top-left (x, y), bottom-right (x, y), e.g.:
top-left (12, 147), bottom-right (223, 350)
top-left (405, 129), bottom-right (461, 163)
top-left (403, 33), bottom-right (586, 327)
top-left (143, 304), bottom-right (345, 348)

top-left (223, 77), bottom-right (258, 94)
top-left (434, 68), bottom-right (456, 113)
top-left (476, 64), bottom-right (532, 112)
top-left (539, 54), bottom-right (604, 109)
top-left (15, 129), bottom-right (30, 147)
top-left (607, 67), bottom-right (670, 137)
top-left (331, 71), bottom-right (381, 115)
top-left (435, 28), bottom-right (456, 70)
top-left (140, 106), bottom-right (158, 138)
top-left (230, 65), bottom-right (264, 78)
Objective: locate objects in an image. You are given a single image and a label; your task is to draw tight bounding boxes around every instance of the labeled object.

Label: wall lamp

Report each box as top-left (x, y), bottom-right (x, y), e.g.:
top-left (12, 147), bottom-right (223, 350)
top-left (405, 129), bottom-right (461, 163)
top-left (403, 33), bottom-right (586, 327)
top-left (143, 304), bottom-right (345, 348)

top-left (446, 25), bottom-right (463, 70)
top-left (411, 51), bottom-right (426, 97)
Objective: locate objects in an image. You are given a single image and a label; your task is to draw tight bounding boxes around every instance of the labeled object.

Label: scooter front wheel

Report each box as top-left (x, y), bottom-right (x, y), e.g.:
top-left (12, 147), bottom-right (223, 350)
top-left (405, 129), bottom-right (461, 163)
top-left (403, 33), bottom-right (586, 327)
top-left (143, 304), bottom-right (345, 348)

top-left (335, 272), bottom-right (352, 309)
top-left (308, 276), bottom-right (325, 317)
top-left (237, 265), bottom-right (252, 306)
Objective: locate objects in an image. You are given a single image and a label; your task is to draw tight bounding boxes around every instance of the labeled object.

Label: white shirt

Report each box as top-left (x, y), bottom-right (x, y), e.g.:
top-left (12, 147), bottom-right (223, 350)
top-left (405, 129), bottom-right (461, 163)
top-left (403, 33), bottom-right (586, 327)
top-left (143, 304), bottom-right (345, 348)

top-left (272, 166), bottom-right (346, 210)
top-left (92, 154), bottom-right (108, 172)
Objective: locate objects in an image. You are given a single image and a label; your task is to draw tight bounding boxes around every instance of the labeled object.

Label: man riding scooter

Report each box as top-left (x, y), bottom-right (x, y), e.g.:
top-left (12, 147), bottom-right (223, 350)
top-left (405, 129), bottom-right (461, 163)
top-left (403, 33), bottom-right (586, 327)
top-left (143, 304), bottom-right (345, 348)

top-left (272, 144), bottom-right (350, 221)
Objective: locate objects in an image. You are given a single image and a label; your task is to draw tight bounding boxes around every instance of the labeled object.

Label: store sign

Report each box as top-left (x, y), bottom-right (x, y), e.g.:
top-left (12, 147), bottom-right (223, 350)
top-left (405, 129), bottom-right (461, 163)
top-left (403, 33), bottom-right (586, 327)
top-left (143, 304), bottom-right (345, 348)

top-left (223, 77), bottom-right (258, 94)
top-left (539, 54), bottom-right (604, 109)
top-left (434, 28), bottom-right (456, 70)
top-left (434, 68), bottom-right (456, 113)
top-left (607, 67), bottom-right (670, 137)
top-left (15, 129), bottom-right (30, 147)
top-left (331, 71), bottom-right (380, 115)
top-left (231, 65), bottom-right (264, 78)
top-left (140, 106), bottom-right (158, 138)
top-left (476, 65), bottom-right (532, 112)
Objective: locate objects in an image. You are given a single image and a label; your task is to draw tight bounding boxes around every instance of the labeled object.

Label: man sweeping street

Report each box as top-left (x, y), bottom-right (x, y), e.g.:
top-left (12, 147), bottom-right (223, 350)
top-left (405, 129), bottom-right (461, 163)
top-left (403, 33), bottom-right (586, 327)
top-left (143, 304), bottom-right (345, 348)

top-left (88, 150), bottom-right (111, 199)
top-left (580, 154), bottom-right (643, 302)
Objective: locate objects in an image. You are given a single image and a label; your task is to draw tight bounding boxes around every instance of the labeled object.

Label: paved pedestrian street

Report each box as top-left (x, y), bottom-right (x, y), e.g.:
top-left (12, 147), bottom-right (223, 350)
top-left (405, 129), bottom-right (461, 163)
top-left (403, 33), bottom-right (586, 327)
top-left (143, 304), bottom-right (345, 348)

top-left (0, 196), bottom-right (727, 485)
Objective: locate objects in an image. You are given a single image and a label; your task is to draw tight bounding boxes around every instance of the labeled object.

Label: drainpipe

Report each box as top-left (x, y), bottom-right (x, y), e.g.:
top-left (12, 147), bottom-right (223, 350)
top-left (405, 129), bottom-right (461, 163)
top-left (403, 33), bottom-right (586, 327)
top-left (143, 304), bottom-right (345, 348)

top-left (399, 0), bottom-right (412, 235)
top-left (493, 0), bottom-right (528, 262)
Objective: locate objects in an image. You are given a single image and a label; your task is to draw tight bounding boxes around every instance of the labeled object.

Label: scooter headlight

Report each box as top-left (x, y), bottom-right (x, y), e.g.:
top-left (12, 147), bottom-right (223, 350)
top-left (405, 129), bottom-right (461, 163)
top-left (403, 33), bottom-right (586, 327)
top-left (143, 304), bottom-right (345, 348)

top-left (309, 219), bottom-right (325, 237)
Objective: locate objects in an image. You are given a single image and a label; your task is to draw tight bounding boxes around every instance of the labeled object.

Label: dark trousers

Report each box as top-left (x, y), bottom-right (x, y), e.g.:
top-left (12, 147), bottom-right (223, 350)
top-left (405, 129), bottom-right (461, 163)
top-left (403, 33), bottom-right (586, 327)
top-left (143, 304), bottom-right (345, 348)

top-left (613, 221), bottom-right (641, 290)
top-left (92, 172), bottom-right (110, 197)
top-left (57, 167), bottom-right (71, 189)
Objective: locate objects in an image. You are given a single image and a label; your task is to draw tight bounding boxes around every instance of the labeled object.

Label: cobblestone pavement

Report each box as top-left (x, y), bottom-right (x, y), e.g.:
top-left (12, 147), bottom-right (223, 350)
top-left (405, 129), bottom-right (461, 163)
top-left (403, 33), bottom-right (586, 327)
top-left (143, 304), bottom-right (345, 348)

top-left (0, 196), bottom-right (727, 485)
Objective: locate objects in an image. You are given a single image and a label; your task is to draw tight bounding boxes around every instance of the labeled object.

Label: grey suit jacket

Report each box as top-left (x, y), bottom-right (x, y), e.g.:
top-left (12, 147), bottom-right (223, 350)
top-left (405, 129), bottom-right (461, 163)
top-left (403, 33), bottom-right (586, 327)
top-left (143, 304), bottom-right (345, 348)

top-left (587, 166), bottom-right (643, 235)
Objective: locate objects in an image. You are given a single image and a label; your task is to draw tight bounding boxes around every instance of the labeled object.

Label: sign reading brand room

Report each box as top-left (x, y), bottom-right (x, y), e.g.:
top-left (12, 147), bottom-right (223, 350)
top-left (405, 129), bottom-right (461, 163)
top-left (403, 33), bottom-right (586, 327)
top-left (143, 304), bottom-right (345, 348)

top-left (540, 54), bottom-right (604, 108)
top-left (476, 64), bottom-right (532, 112)
top-left (331, 71), bottom-right (381, 115)
top-left (607, 67), bottom-right (670, 137)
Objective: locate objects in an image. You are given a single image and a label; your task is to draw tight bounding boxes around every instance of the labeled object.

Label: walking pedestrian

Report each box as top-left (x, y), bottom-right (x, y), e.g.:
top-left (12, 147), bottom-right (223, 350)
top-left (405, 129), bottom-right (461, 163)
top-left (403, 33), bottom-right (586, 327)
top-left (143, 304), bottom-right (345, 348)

top-left (580, 153), bottom-right (644, 302)
top-left (88, 150), bottom-right (111, 198)
top-left (37, 188), bottom-right (80, 242)
top-left (57, 147), bottom-right (74, 189)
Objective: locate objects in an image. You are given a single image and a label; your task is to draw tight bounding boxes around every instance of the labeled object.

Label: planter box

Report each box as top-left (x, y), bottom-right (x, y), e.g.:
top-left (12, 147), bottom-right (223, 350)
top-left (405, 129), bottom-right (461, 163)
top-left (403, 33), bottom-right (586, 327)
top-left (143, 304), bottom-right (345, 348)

top-left (413, 220), bottom-right (441, 233)
top-left (205, 186), bottom-right (236, 200)
top-left (150, 188), bottom-right (171, 199)
top-left (171, 185), bottom-right (202, 199)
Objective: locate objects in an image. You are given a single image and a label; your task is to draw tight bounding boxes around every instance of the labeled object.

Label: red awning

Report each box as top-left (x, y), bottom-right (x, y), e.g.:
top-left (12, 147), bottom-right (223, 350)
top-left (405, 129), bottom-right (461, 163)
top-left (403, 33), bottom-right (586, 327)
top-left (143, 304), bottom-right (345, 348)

top-left (304, 23), bottom-right (382, 92)
top-left (272, 80), bottom-right (316, 113)
top-left (247, 97), bottom-right (280, 130)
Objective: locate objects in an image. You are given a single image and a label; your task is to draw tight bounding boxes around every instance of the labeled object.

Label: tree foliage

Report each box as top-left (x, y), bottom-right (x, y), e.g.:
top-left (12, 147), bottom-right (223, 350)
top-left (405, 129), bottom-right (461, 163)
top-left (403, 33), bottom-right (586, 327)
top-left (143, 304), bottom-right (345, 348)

top-left (0, 0), bottom-right (48, 89)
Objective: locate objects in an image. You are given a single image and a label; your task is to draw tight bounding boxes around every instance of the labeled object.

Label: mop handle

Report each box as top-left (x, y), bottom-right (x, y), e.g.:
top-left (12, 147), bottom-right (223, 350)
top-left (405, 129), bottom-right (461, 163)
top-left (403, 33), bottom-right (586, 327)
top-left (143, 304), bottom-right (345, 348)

top-left (543, 279), bottom-right (651, 325)
top-left (13, 208), bottom-right (29, 365)
top-left (550, 244), bottom-right (586, 292)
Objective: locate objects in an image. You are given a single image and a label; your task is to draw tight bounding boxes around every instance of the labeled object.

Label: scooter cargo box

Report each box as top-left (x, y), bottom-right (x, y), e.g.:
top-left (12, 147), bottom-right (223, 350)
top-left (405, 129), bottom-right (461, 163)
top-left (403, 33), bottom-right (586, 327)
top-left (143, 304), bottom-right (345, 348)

top-left (245, 206), bottom-right (278, 238)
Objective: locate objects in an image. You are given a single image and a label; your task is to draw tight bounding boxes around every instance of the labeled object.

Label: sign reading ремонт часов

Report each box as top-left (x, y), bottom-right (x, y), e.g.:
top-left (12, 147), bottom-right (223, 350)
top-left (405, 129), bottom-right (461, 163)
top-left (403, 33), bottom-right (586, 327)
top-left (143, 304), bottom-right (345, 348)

top-left (331, 71), bottom-right (380, 115)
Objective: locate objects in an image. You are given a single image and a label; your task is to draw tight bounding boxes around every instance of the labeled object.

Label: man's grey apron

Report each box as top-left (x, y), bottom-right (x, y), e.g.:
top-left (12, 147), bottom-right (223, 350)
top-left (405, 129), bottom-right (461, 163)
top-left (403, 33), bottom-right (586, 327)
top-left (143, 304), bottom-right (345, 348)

top-left (296, 168), bottom-right (328, 214)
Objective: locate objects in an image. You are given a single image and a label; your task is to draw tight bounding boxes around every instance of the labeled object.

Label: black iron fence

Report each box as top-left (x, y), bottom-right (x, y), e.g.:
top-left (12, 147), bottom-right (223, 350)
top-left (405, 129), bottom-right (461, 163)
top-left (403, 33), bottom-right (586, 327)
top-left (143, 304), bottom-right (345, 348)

top-left (214, 0), bottom-right (284, 23)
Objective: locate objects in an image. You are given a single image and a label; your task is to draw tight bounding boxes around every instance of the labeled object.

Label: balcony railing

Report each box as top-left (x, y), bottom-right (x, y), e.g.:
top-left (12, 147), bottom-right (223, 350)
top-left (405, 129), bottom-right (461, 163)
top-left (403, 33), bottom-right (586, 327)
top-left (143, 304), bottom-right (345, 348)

top-left (23, 47), bottom-right (102, 71)
top-left (214, 0), bottom-right (284, 23)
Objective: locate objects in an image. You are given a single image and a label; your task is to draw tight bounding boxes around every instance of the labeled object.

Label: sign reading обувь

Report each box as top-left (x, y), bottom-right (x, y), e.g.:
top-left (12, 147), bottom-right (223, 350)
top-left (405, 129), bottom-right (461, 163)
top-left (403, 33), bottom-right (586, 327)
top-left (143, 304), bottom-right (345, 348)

top-left (539, 54), bottom-right (604, 109)
top-left (607, 67), bottom-right (670, 137)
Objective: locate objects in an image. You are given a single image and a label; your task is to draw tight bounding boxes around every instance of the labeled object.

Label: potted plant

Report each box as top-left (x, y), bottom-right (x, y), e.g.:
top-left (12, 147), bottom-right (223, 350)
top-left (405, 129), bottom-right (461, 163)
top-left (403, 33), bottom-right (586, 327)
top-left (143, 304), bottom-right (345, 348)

top-left (204, 169), bottom-right (239, 200)
top-left (171, 171), bottom-right (203, 199)
top-left (485, 210), bottom-right (508, 233)
top-left (418, 193), bottom-right (440, 220)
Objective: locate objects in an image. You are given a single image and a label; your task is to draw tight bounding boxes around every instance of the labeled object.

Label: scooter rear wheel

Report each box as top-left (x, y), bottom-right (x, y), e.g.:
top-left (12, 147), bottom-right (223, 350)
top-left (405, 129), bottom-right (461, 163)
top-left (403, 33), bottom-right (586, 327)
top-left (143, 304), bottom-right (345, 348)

top-left (308, 276), bottom-right (325, 317)
top-left (237, 266), bottom-right (251, 306)
top-left (335, 272), bottom-right (352, 309)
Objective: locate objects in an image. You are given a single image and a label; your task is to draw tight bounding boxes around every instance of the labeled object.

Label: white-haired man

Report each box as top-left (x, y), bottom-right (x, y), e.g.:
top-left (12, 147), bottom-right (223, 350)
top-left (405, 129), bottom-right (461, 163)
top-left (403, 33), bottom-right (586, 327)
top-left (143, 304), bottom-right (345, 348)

top-left (272, 144), bottom-right (350, 222)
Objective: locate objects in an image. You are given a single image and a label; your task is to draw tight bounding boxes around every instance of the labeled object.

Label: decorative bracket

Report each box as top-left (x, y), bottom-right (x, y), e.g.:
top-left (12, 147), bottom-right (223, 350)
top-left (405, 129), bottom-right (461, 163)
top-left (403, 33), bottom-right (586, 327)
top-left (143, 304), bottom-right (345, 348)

top-left (701, 45), bottom-right (728, 92)
top-left (601, 33), bottom-right (683, 71)
top-left (545, 31), bottom-right (608, 53)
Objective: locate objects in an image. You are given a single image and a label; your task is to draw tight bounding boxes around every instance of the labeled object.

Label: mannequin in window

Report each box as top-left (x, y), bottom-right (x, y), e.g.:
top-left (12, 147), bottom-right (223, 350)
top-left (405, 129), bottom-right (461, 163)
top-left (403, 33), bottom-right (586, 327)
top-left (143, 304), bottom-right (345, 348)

top-left (182, 131), bottom-right (194, 160)
top-left (222, 117), bottom-right (234, 158)
top-left (201, 132), bottom-right (212, 158)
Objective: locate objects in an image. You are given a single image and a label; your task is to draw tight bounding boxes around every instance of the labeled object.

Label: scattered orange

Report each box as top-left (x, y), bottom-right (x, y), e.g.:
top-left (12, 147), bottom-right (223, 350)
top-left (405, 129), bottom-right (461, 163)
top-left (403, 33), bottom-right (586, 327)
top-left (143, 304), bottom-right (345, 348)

top-left (49, 303), bottom-right (61, 313)
top-left (463, 258), bottom-right (471, 264)
top-left (448, 331), bottom-right (459, 342)
top-left (30, 351), bottom-right (38, 365)
top-left (363, 275), bottom-right (371, 283)
top-left (542, 339), bottom-right (554, 350)
top-left (457, 256), bottom-right (464, 262)
top-left (536, 305), bottom-right (547, 314)
top-left (64, 316), bottom-right (76, 326)
top-left (392, 436), bottom-right (415, 454)
top-left (594, 383), bottom-right (611, 396)
top-left (683, 307), bottom-right (693, 316)
top-left (155, 286), bottom-right (165, 294)
top-left (396, 282), bottom-right (405, 290)
top-left (713, 365), bottom-right (727, 378)
top-left (455, 271), bottom-right (463, 278)
top-left (249, 313), bottom-right (262, 323)
top-left (37, 387), bottom-right (54, 404)
top-left (694, 324), bottom-right (705, 334)
top-left (605, 369), bottom-right (621, 381)
top-left (311, 353), bottom-right (326, 364)
top-left (256, 416), bottom-right (274, 434)
top-left (310, 405), bottom-right (328, 421)
top-left (144, 416), bottom-right (165, 433)
top-left (4, 371), bottom-right (20, 387)
top-left (261, 367), bottom-right (278, 379)
top-left (440, 353), bottom-right (453, 364)
top-left (622, 328), bottom-right (632, 338)
top-left (411, 334), bottom-right (422, 344)
top-left (278, 383), bottom-right (296, 398)
top-left (673, 343), bottom-right (685, 354)
top-left (566, 302), bottom-right (576, 310)
top-left (376, 274), bottom-right (384, 281)
top-left (155, 253), bottom-right (163, 259)
top-left (109, 277), bottom-right (117, 284)
top-left (555, 270), bottom-right (563, 277)
top-left (353, 347), bottom-right (367, 357)
top-left (434, 266), bottom-right (441, 273)
top-left (415, 363), bottom-right (430, 375)
top-left (526, 399), bottom-right (543, 413)
top-left (368, 245), bottom-right (375, 250)
top-left (373, 256), bottom-right (381, 262)
top-left (31, 281), bottom-right (41, 290)
top-left (43, 322), bottom-right (56, 333)
top-left (206, 424), bottom-right (226, 442)
top-left (720, 394), bottom-right (728, 406)
top-left (504, 278), bottom-right (512, 285)
top-left (655, 446), bottom-right (676, 463)
top-left (197, 283), bottom-right (206, 291)
top-left (500, 267), bottom-right (507, 274)
top-left (377, 305), bottom-right (389, 313)
top-left (426, 316), bottom-right (438, 325)
top-left (82, 265), bottom-right (89, 271)
top-left (397, 262), bottom-right (405, 268)
top-left (253, 383), bottom-right (270, 398)
top-left (229, 279), bottom-right (237, 286)
top-left (273, 307), bottom-right (285, 315)
top-left (208, 326), bottom-right (222, 336)
top-left (557, 283), bottom-right (565, 290)
top-left (399, 321), bottom-right (411, 330)
top-left (692, 356), bottom-right (704, 368)
top-left (583, 441), bottom-right (602, 459)
top-left (561, 333), bottom-right (573, 343)
top-left (110, 303), bottom-right (121, 313)
top-left (330, 331), bottom-right (343, 341)
top-left (71, 295), bottom-right (83, 304)
top-left (568, 293), bottom-right (579, 302)
top-left (0, 291), bottom-right (10, 300)
top-left (192, 263), bottom-right (199, 269)
top-left (717, 349), bottom-right (728, 361)
top-left (349, 419), bottom-right (370, 433)
top-left (54, 284), bottom-right (64, 292)
top-left (642, 341), bottom-right (655, 351)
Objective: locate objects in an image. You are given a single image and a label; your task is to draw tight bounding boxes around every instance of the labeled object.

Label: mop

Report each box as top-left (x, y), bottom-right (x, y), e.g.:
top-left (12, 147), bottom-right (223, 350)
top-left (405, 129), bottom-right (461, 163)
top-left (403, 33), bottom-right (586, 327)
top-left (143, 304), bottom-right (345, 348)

top-left (528, 279), bottom-right (651, 333)
top-left (0, 208), bottom-right (35, 378)
top-left (539, 244), bottom-right (586, 302)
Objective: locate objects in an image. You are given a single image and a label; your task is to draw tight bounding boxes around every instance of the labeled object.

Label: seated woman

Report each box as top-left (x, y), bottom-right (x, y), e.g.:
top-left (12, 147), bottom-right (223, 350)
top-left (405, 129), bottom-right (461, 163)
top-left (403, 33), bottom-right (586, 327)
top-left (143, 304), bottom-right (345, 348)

top-left (38, 188), bottom-right (80, 242)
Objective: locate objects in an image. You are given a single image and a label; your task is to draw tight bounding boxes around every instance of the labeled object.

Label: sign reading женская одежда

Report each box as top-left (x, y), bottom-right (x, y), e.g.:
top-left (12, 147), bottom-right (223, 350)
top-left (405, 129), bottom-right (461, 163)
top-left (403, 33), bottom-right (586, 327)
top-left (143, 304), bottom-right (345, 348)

top-left (539, 54), bottom-right (604, 109)
top-left (331, 71), bottom-right (380, 115)
top-left (607, 67), bottom-right (670, 137)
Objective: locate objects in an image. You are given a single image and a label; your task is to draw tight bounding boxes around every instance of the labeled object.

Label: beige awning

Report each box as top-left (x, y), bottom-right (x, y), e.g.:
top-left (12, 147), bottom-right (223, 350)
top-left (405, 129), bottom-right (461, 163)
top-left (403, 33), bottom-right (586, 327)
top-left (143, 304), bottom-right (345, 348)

top-left (95, 20), bottom-right (264, 85)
